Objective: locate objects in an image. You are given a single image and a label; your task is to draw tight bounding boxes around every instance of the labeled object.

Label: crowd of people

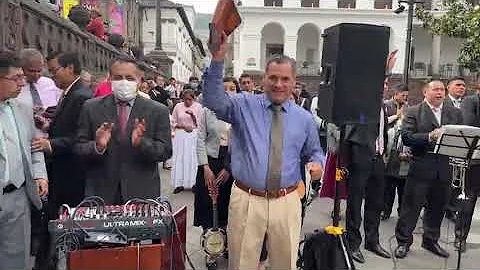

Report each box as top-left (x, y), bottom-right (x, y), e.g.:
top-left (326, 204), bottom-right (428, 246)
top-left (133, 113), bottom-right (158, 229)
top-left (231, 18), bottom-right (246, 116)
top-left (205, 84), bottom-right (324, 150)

top-left (1, 29), bottom-right (480, 270)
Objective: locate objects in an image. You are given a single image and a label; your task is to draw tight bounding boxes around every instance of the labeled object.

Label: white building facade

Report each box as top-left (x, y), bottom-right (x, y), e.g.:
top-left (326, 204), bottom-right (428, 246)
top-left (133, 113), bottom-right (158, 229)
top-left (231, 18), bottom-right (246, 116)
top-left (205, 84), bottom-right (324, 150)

top-left (233, 0), bottom-right (464, 78)
top-left (140, 1), bottom-right (205, 82)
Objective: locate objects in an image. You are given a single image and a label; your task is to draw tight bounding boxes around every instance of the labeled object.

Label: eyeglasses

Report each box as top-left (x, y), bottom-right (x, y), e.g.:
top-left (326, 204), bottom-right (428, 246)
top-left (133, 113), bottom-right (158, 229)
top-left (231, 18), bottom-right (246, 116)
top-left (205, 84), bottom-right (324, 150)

top-left (0, 74), bottom-right (26, 83)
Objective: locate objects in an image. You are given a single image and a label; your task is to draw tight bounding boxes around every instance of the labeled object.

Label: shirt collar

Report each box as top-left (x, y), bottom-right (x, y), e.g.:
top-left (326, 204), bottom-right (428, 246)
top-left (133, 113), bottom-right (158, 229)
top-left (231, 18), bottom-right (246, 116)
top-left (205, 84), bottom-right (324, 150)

top-left (449, 94), bottom-right (462, 102)
top-left (64, 76), bottom-right (81, 96)
top-left (114, 96), bottom-right (136, 107)
top-left (424, 99), bottom-right (443, 111)
top-left (262, 94), bottom-right (292, 112)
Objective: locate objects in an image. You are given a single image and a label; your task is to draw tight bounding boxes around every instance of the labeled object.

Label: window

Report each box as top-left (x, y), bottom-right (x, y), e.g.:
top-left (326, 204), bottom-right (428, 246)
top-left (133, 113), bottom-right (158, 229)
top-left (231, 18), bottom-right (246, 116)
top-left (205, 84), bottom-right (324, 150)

top-left (374, 0), bottom-right (392, 9)
top-left (301, 0), bottom-right (319, 7)
top-left (264, 0), bottom-right (283, 7)
top-left (338, 0), bottom-right (356, 8)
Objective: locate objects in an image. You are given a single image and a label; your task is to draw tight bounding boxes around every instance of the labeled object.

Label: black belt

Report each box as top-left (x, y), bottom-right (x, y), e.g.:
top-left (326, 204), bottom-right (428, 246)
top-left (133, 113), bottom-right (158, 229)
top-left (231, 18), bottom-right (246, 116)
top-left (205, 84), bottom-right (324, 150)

top-left (3, 182), bottom-right (25, 194)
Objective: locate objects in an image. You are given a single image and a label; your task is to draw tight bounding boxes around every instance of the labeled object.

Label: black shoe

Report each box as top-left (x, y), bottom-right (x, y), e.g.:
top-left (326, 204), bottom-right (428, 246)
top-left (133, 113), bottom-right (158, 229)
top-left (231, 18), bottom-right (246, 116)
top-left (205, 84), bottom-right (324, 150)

top-left (394, 245), bottom-right (409, 259)
top-left (365, 243), bottom-right (391, 258)
top-left (173, 186), bottom-right (184, 194)
top-left (351, 249), bottom-right (365, 264)
top-left (454, 238), bottom-right (467, 253)
top-left (421, 241), bottom-right (450, 258)
top-left (380, 212), bottom-right (391, 220)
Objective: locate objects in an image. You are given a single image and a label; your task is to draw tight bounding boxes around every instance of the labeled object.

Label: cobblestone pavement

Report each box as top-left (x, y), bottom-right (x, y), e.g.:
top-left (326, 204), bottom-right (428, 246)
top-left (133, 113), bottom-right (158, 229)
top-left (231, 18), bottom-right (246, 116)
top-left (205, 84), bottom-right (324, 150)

top-left (160, 169), bottom-right (480, 269)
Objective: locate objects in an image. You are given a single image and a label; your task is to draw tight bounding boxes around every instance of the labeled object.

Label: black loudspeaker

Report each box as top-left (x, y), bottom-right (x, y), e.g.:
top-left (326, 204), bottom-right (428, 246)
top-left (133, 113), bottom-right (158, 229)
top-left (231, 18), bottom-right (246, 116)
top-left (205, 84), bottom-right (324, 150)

top-left (317, 23), bottom-right (390, 125)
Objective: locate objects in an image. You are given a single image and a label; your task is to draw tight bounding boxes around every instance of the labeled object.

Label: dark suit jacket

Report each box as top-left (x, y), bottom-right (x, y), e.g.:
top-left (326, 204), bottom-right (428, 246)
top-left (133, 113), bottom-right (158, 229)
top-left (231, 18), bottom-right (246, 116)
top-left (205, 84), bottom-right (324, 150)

top-left (461, 94), bottom-right (480, 127)
top-left (344, 105), bottom-right (389, 157)
top-left (384, 99), bottom-right (397, 117)
top-left (149, 86), bottom-right (170, 107)
top-left (401, 101), bottom-right (463, 181)
top-left (48, 79), bottom-right (91, 208)
top-left (75, 95), bottom-right (172, 204)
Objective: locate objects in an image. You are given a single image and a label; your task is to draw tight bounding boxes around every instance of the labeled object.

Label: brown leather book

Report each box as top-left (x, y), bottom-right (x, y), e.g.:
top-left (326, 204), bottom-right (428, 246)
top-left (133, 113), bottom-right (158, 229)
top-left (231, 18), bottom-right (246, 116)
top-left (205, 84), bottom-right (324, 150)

top-left (209, 0), bottom-right (242, 52)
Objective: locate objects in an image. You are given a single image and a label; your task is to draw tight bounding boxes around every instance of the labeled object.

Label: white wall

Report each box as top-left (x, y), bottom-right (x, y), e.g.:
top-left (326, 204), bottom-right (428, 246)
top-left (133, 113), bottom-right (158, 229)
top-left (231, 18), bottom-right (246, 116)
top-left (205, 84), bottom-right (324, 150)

top-left (412, 26), bottom-right (463, 67)
top-left (234, 7), bottom-right (462, 78)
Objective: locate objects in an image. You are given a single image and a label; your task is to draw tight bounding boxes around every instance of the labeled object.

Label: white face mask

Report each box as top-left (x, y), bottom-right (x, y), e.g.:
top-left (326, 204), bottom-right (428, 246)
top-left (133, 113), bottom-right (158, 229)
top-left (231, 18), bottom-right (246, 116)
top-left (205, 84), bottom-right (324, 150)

top-left (111, 79), bottom-right (138, 101)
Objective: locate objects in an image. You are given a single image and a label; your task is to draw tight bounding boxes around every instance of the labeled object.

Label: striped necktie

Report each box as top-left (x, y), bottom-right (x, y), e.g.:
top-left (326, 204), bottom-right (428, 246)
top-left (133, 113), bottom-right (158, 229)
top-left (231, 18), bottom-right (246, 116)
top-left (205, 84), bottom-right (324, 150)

top-left (30, 82), bottom-right (43, 108)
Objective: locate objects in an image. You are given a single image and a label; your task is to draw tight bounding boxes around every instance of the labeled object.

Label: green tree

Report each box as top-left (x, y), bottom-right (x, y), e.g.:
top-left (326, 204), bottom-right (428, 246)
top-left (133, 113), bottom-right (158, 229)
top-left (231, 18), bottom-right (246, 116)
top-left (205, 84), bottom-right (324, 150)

top-left (416, 0), bottom-right (480, 71)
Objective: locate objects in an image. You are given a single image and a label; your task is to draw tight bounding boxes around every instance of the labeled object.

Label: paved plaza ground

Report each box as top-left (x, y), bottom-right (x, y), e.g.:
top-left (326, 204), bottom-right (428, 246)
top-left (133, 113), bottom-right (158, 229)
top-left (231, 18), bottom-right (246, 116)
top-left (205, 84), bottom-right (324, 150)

top-left (160, 169), bottom-right (480, 269)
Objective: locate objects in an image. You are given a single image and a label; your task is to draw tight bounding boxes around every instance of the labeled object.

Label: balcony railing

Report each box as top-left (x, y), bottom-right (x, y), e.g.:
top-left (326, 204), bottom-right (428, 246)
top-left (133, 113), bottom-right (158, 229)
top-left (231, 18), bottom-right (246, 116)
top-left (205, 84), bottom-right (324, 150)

top-left (0, 0), bottom-right (158, 76)
top-left (411, 62), bottom-right (468, 79)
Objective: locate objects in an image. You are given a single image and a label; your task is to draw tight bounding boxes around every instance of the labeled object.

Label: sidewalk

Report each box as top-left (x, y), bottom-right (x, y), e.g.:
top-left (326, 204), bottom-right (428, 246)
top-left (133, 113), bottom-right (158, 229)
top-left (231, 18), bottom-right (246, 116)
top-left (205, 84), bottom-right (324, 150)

top-left (160, 169), bottom-right (480, 269)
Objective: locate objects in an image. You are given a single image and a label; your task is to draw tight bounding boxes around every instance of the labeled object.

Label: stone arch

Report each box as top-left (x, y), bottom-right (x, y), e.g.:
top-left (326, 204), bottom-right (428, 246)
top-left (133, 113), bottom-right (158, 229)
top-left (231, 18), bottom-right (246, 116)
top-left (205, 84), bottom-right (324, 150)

top-left (296, 23), bottom-right (321, 74)
top-left (260, 22), bottom-right (285, 70)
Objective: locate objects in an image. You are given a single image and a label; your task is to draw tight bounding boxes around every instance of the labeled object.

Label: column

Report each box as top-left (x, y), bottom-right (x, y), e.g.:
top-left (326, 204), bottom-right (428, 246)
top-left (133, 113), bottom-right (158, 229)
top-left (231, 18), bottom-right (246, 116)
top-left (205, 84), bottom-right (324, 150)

top-left (318, 34), bottom-right (324, 65)
top-left (431, 35), bottom-right (441, 76)
top-left (356, 0), bottom-right (374, 9)
top-left (394, 34), bottom-right (407, 75)
top-left (319, 0), bottom-right (337, 9)
top-left (284, 0), bottom-right (301, 7)
top-left (284, 35), bottom-right (297, 60)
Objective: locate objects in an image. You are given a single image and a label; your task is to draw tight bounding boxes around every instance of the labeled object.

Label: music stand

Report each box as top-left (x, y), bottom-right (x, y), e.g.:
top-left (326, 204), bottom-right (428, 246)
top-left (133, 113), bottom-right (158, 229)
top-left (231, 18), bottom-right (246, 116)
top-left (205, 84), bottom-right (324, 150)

top-left (434, 125), bottom-right (480, 270)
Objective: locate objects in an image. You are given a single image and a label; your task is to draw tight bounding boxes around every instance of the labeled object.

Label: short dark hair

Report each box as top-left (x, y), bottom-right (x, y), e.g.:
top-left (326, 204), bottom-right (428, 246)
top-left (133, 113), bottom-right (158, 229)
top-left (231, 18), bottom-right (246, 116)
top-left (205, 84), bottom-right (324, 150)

top-left (447, 76), bottom-right (465, 85)
top-left (57, 52), bottom-right (82, 75)
top-left (182, 89), bottom-right (195, 99)
top-left (169, 77), bottom-right (176, 82)
top-left (46, 51), bottom-right (61, 62)
top-left (0, 51), bottom-right (22, 75)
top-left (265, 55), bottom-right (296, 75)
top-left (392, 83), bottom-right (408, 93)
top-left (223, 76), bottom-right (235, 83)
top-left (239, 73), bottom-right (252, 81)
top-left (109, 55), bottom-right (139, 73)
top-left (189, 76), bottom-right (198, 82)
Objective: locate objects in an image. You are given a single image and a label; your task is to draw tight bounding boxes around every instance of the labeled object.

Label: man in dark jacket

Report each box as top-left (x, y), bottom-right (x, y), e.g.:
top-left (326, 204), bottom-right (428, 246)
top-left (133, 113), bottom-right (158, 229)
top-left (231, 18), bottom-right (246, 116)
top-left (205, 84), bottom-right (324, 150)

top-left (149, 75), bottom-right (170, 107)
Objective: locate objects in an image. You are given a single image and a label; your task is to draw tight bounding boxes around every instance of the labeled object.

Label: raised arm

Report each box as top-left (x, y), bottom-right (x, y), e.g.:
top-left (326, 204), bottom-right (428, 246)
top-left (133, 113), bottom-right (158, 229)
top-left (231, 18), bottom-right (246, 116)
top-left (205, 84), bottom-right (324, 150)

top-left (203, 32), bottom-right (234, 123)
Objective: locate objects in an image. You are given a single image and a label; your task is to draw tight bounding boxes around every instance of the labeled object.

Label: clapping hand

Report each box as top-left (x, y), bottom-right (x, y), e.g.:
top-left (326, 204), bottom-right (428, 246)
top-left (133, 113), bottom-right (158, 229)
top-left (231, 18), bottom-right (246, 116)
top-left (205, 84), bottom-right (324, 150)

top-left (95, 122), bottom-right (114, 152)
top-left (132, 118), bottom-right (146, 147)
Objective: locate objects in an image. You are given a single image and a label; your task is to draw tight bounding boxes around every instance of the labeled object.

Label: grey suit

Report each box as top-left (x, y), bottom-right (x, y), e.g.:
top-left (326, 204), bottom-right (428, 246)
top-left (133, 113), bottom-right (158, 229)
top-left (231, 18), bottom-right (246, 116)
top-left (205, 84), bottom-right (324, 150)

top-left (0, 99), bottom-right (47, 269)
top-left (75, 95), bottom-right (172, 204)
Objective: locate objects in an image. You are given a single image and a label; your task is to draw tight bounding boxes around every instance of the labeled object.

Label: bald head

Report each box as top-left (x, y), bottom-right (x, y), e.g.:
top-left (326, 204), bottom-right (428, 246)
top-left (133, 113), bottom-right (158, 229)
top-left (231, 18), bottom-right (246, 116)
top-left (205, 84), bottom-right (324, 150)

top-left (424, 80), bottom-right (445, 107)
top-left (20, 48), bottom-right (44, 83)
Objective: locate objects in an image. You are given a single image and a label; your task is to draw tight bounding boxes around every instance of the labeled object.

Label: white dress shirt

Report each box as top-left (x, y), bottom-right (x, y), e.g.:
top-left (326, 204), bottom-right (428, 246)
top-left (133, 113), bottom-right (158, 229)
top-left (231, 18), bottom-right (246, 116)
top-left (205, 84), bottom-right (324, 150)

top-left (425, 99), bottom-right (443, 125)
top-left (16, 76), bottom-right (60, 109)
top-left (448, 94), bottom-right (462, 109)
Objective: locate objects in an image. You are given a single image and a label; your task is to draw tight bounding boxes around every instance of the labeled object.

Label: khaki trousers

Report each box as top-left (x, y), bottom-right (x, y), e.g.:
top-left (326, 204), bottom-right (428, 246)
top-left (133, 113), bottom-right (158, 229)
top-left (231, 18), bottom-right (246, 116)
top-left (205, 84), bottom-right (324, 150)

top-left (227, 183), bottom-right (302, 270)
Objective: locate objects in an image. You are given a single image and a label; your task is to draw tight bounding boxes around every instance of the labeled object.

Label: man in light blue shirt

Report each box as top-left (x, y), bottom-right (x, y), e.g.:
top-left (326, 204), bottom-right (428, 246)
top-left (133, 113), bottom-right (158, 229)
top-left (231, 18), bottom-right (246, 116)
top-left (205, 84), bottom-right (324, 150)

top-left (203, 32), bottom-right (325, 270)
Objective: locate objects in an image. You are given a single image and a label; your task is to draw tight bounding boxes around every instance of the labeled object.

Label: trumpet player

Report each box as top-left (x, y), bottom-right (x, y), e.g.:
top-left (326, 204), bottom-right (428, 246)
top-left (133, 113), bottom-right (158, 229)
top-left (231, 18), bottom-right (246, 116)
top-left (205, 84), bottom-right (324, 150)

top-left (394, 80), bottom-right (463, 259)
